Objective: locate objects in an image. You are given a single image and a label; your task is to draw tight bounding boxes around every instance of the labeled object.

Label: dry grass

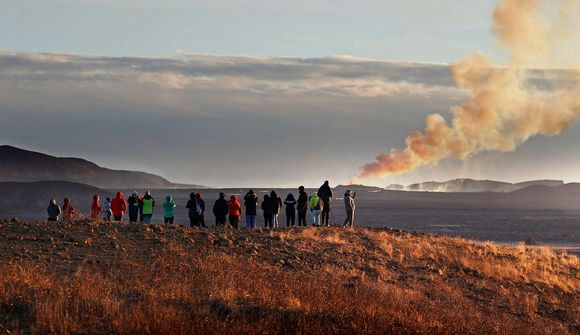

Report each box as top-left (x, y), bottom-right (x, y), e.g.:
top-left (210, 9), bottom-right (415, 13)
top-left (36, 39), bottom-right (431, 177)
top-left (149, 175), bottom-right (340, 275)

top-left (0, 220), bottom-right (578, 334)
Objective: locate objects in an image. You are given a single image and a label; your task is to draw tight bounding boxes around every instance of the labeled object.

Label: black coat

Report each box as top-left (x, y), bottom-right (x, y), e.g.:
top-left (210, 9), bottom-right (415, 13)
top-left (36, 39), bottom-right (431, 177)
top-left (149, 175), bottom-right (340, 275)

top-left (213, 198), bottom-right (229, 217)
top-left (317, 184), bottom-right (333, 207)
top-left (297, 191), bottom-right (308, 212)
top-left (244, 193), bottom-right (258, 215)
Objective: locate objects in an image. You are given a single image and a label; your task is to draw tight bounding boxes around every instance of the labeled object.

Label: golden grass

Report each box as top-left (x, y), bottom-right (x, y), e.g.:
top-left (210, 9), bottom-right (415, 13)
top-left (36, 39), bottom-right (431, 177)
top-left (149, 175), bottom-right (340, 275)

top-left (0, 221), bottom-right (578, 334)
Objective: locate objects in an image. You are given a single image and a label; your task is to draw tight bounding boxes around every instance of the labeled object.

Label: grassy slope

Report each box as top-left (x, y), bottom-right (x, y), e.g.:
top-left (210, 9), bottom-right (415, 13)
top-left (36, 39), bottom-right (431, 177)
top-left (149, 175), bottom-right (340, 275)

top-left (0, 220), bottom-right (578, 334)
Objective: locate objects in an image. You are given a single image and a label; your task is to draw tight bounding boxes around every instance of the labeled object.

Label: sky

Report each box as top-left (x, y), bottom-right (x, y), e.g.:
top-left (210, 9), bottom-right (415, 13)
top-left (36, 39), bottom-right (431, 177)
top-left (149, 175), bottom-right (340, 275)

top-left (1, 0), bottom-right (580, 188)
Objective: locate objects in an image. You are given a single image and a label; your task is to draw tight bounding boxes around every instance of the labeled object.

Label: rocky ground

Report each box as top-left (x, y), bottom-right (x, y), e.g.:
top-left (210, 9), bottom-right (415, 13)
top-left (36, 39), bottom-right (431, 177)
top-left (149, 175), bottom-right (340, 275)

top-left (0, 218), bottom-right (578, 334)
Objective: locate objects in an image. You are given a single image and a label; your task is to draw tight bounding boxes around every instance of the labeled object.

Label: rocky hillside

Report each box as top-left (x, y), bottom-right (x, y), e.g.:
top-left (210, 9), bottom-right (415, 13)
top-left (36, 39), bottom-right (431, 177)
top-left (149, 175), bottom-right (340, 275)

top-left (0, 221), bottom-right (577, 334)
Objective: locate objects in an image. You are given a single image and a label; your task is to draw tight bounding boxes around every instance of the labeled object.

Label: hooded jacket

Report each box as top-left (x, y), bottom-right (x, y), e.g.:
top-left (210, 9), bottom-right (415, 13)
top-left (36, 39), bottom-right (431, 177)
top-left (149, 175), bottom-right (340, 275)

top-left (309, 194), bottom-right (323, 211)
top-left (213, 194), bottom-right (229, 217)
top-left (186, 192), bottom-right (200, 216)
top-left (317, 182), bottom-right (333, 207)
top-left (297, 190), bottom-right (308, 212)
top-left (244, 191), bottom-right (258, 215)
top-left (261, 195), bottom-right (273, 215)
top-left (163, 195), bottom-right (176, 217)
top-left (270, 191), bottom-right (282, 215)
top-left (284, 193), bottom-right (297, 214)
top-left (91, 194), bottom-right (100, 212)
top-left (62, 198), bottom-right (75, 214)
top-left (111, 192), bottom-right (128, 217)
top-left (227, 195), bottom-right (242, 216)
top-left (47, 200), bottom-right (61, 219)
top-left (128, 192), bottom-right (140, 211)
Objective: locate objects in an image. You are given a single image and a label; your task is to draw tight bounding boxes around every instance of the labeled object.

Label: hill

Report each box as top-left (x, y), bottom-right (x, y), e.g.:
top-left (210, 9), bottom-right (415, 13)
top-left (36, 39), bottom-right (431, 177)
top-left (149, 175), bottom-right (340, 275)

top-left (0, 145), bottom-right (199, 189)
top-left (387, 178), bottom-right (565, 193)
top-left (0, 221), bottom-right (577, 334)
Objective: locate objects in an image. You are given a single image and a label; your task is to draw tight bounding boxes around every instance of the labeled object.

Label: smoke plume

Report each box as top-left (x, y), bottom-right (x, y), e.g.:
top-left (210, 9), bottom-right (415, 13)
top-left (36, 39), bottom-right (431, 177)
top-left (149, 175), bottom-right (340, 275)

top-left (357, 0), bottom-right (580, 181)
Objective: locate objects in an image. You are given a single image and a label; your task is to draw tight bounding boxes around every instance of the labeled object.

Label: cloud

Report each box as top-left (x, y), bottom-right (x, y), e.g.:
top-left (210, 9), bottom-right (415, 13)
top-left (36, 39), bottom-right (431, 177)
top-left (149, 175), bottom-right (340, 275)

top-left (0, 51), bottom-right (461, 98)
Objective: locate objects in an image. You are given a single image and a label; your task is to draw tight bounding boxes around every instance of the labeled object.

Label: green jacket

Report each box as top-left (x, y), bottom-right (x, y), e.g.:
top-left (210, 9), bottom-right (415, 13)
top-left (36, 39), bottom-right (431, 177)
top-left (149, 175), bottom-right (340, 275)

top-left (142, 196), bottom-right (155, 215)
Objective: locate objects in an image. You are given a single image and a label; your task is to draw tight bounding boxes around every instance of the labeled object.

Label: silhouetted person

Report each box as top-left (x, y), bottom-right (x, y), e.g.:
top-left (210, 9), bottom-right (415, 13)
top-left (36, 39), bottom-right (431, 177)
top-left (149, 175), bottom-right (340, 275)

top-left (62, 198), bottom-right (75, 221)
top-left (163, 194), bottom-right (176, 224)
top-left (90, 194), bottom-right (101, 221)
top-left (141, 191), bottom-right (155, 223)
top-left (284, 193), bottom-right (297, 227)
top-left (270, 191), bottom-right (282, 228)
top-left (47, 199), bottom-right (61, 222)
top-left (343, 190), bottom-right (357, 228)
top-left (213, 192), bottom-right (229, 226)
top-left (297, 186), bottom-right (308, 226)
top-left (187, 192), bottom-right (202, 227)
top-left (317, 181), bottom-right (333, 226)
top-left (196, 193), bottom-right (206, 227)
top-left (127, 191), bottom-right (140, 223)
top-left (102, 197), bottom-right (112, 221)
top-left (111, 192), bottom-right (128, 222)
top-left (244, 189), bottom-right (259, 229)
top-left (262, 195), bottom-right (273, 228)
top-left (227, 195), bottom-right (242, 229)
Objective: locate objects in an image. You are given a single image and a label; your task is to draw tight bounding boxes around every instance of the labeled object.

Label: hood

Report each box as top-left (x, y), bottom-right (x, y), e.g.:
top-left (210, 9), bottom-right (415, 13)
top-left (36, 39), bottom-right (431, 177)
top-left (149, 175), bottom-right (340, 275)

top-left (219, 192), bottom-right (225, 199)
top-left (189, 192), bottom-right (196, 200)
top-left (165, 195), bottom-right (173, 202)
top-left (63, 198), bottom-right (70, 204)
top-left (195, 193), bottom-right (203, 200)
top-left (93, 194), bottom-right (99, 200)
top-left (132, 191), bottom-right (138, 197)
top-left (230, 195), bottom-right (238, 202)
top-left (50, 199), bottom-right (57, 205)
top-left (344, 190), bottom-right (351, 196)
top-left (116, 192), bottom-right (123, 198)
top-left (286, 193), bottom-right (295, 201)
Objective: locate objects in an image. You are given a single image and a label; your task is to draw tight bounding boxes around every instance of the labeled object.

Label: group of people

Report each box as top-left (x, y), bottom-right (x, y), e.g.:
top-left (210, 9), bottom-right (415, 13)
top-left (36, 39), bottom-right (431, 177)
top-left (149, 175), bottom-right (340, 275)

top-left (46, 181), bottom-right (357, 228)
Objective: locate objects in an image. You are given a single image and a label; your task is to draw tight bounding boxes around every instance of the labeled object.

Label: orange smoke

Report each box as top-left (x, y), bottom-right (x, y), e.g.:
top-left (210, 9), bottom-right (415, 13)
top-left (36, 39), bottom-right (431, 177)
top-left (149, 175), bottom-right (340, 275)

top-left (357, 0), bottom-right (580, 181)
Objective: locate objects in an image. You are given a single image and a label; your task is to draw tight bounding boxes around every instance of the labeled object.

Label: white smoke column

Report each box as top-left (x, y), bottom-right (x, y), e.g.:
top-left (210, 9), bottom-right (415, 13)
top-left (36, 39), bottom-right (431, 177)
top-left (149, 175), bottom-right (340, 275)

top-left (356, 0), bottom-right (580, 181)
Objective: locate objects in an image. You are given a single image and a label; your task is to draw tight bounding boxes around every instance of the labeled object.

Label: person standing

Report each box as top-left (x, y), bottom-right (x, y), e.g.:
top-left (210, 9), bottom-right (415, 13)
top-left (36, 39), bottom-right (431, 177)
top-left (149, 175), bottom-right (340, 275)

top-left (244, 189), bottom-right (259, 229)
top-left (317, 181), bottom-right (333, 226)
top-left (47, 199), bottom-right (61, 221)
top-left (186, 192), bottom-right (201, 227)
top-left (111, 192), bottom-right (128, 222)
top-left (309, 193), bottom-right (324, 227)
top-left (127, 191), bottom-right (140, 223)
top-left (141, 190), bottom-right (155, 223)
top-left (102, 197), bottom-right (112, 221)
top-left (270, 191), bottom-right (282, 228)
top-left (163, 195), bottom-right (176, 224)
top-left (343, 190), bottom-right (357, 228)
top-left (196, 193), bottom-right (206, 227)
top-left (297, 186), bottom-right (308, 227)
top-left (90, 194), bottom-right (101, 221)
top-left (284, 193), bottom-right (297, 227)
top-left (227, 195), bottom-right (242, 229)
top-left (62, 198), bottom-right (75, 221)
top-left (212, 192), bottom-right (229, 226)
top-left (262, 195), bottom-right (273, 228)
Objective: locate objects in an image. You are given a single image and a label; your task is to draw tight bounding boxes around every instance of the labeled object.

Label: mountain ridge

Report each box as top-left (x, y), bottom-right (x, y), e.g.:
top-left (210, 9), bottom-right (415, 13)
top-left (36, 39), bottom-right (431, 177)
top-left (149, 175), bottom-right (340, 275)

top-left (387, 178), bottom-right (565, 193)
top-left (0, 145), bottom-right (201, 189)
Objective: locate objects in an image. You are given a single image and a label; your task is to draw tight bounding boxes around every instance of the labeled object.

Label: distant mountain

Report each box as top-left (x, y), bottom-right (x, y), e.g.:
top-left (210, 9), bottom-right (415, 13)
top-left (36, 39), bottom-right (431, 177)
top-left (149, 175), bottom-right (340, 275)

top-left (386, 178), bottom-right (565, 193)
top-left (0, 145), bottom-right (200, 189)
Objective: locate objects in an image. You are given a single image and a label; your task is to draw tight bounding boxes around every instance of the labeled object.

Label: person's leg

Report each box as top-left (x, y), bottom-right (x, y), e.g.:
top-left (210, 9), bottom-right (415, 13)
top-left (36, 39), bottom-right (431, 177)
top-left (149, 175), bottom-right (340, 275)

top-left (234, 216), bottom-right (239, 229)
top-left (290, 213), bottom-right (295, 226)
top-left (200, 215), bottom-right (206, 227)
top-left (229, 215), bottom-right (234, 228)
top-left (250, 215), bottom-right (256, 229)
top-left (286, 214), bottom-right (291, 227)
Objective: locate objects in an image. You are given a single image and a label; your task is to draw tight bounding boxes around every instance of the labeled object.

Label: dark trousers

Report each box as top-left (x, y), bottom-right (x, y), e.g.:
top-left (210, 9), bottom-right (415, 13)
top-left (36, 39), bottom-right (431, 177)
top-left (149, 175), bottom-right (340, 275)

top-left (215, 215), bottom-right (226, 226)
top-left (129, 208), bottom-right (139, 223)
top-left (164, 217), bottom-right (174, 224)
top-left (286, 210), bottom-right (295, 227)
top-left (264, 214), bottom-right (273, 228)
top-left (297, 210), bottom-right (307, 226)
top-left (189, 214), bottom-right (201, 227)
top-left (114, 215), bottom-right (123, 221)
top-left (48, 217), bottom-right (58, 222)
top-left (229, 215), bottom-right (239, 229)
top-left (321, 206), bottom-right (331, 226)
top-left (200, 214), bottom-right (206, 227)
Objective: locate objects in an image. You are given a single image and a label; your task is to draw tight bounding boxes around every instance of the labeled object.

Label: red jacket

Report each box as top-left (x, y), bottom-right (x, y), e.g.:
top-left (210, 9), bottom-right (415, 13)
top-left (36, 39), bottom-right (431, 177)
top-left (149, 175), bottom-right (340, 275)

top-left (111, 192), bottom-right (128, 217)
top-left (227, 195), bottom-right (242, 216)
